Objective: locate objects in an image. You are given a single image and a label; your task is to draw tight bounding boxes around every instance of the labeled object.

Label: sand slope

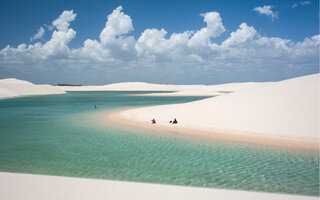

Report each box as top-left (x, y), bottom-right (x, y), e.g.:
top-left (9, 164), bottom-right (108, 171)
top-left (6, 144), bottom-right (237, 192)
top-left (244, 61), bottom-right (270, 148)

top-left (0, 78), bottom-right (65, 99)
top-left (58, 82), bottom-right (188, 91)
top-left (119, 74), bottom-right (319, 139)
top-left (57, 82), bottom-right (268, 97)
top-left (0, 173), bottom-right (317, 200)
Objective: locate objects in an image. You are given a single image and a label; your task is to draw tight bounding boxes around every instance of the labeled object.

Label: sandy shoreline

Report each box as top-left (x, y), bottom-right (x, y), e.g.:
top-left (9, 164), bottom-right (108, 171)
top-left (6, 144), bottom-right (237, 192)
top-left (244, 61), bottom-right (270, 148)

top-left (0, 172), bottom-right (318, 200)
top-left (107, 108), bottom-right (319, 150)
top-left (104, 74), bottom-right (319, 150)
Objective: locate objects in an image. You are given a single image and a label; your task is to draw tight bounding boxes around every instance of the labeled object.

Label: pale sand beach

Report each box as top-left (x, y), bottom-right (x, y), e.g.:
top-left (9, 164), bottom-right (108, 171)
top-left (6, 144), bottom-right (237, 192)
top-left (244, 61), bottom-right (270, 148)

top-left (108, 74), bottom-right (319, 150)
top-left (131, 89), bottom-right (222, 96)
top-left (107, 109), bottom-right (318, 150)
top-left (0, 78), bottom-right (65, 99)
top-left (57, 81), bottom-right (269, 96)
top-left (133, 82), bottom-right (271, 96)
top-left (0, 172), bottom-right (317, 200)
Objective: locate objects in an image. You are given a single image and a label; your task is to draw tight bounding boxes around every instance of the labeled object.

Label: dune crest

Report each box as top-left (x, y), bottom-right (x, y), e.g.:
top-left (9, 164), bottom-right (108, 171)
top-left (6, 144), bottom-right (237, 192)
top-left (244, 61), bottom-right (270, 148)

top-left (114, 74), bottom-right (319, 145)
top-left (0, 78), bottom-right (65, 99)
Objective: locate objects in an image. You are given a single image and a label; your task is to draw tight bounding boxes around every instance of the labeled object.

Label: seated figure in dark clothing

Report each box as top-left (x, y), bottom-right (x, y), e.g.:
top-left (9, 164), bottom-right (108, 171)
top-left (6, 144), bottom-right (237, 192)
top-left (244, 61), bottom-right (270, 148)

top-left (172, 118), bottom-right (178, 124)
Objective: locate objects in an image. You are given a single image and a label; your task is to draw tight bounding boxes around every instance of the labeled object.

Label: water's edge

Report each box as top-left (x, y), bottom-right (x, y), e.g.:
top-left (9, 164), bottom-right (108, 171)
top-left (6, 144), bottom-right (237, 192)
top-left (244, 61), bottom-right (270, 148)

top-left (0, 92), bottom-right (318, 196)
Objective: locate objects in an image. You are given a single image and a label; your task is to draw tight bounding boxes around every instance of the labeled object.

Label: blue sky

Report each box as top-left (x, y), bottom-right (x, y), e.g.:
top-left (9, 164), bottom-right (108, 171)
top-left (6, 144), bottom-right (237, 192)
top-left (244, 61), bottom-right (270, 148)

top-left (0, 0), bottom-right (319, 85)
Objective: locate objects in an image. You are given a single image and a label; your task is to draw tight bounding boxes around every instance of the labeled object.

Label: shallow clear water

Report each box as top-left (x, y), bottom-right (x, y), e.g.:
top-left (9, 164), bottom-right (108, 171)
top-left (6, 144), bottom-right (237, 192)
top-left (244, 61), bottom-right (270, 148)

top-left (0, 91), bottom-right (318, 196)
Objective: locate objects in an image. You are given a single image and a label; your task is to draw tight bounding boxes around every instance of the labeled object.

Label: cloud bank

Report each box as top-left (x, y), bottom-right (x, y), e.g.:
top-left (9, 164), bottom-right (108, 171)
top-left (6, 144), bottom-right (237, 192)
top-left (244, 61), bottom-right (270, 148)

top-left (0, 6), bottom-right (318, 84)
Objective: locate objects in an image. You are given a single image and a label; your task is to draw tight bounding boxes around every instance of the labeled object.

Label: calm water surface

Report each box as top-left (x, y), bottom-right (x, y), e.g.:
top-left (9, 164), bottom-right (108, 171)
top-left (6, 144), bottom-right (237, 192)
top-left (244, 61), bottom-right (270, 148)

top-left (0, 91), bottom-right (318, 196)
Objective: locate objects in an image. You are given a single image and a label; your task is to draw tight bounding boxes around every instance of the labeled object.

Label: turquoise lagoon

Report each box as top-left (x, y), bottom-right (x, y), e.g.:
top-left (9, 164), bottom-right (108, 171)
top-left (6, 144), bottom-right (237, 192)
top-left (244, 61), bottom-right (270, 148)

top-left (0, 91), bottom-right (318, 196)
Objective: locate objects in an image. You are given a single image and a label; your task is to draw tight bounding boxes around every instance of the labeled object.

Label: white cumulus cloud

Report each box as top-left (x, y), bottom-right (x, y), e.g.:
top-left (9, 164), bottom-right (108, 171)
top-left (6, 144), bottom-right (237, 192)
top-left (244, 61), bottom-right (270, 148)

top-left (52, 10), bottom-right (77, 32)
top-left (188, 12), bottom-right (225, 48)
top-left (99, 6), bottom-right (134, 49)
top-left (30, 27), bottom-right (45, 42)
top-left (0, 6), bottom-right (318, 84)
top-left (222, 23), bottom-right (257, 46)
top-left (136, 28), bottom-right (168, 55)
top-left (1, 9), bottom-right (77, 61)
top-left (253, 5), bottom-right (278, 21)
top-left (41, 10), bottom-right (77, 57)
top-left (96, 6), bottom-right (136, 59)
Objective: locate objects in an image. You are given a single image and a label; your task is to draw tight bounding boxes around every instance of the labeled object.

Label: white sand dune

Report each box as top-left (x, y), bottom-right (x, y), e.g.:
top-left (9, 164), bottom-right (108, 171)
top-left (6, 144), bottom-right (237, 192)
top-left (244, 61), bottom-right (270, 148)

top-left (117, 74), bottom-right (319, 142)
top-left (131, 82), bottom-right (270, 96)
top-left (137, 89), bottom-right (222, 96)
top-left (0, 172), bottom-right (317, 200)
top-left (0, 78), bottom-right (65, 99)
top-left (57, 81), bottom-right (268, 97)
top-left (58, 82), bottom-right (185, 91)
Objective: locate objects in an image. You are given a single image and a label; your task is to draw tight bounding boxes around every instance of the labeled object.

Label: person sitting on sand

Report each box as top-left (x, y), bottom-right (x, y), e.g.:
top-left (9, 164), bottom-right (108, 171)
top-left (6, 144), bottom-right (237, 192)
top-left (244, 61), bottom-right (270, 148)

top-left (151, 119), bottom-right (156, 124)
top-left (172, 118), bottom-right (178, 124)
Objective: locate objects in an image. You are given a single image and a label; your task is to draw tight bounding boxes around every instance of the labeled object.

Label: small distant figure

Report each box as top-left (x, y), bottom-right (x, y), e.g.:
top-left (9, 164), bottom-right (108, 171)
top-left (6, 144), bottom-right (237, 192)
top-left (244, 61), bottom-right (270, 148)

top-left (94, 105), bottom-right (97, 109)
top-left (151, 119), bottom-right (156, 124)
top-left (172, 118), bottom-right (178, 124)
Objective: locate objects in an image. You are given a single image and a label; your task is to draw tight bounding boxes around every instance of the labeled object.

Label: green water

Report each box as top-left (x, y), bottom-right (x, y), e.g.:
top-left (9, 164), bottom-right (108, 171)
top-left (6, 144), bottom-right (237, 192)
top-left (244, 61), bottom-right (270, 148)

top-left (0, 91), bottom-right (318, 196)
